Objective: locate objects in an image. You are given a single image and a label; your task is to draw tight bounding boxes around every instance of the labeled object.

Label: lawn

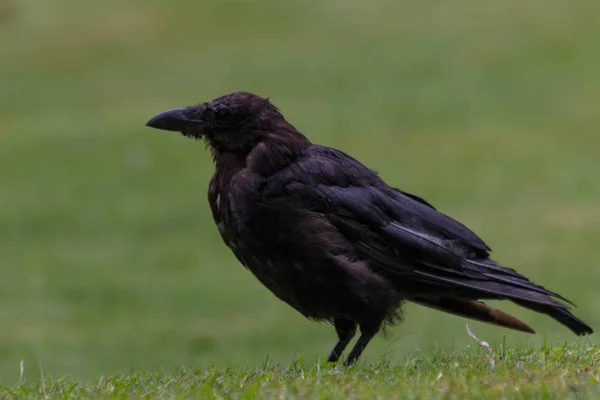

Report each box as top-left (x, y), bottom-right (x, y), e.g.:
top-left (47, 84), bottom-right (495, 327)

top-left (0, 0), bottom-right (598, 393)
top-left (4, 344), bottom-right (600, 399)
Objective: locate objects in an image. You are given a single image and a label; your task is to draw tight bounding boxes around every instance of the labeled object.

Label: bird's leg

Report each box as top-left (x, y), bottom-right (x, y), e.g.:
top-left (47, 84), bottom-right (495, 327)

top-left (344, 325), bottom-right (379, 366)
top-left (326, 319), bottom-right (357, 363)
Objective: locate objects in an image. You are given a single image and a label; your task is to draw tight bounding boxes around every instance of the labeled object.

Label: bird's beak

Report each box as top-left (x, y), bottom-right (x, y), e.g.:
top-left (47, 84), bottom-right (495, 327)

top-left (145, 107), bottom-right (203, 134)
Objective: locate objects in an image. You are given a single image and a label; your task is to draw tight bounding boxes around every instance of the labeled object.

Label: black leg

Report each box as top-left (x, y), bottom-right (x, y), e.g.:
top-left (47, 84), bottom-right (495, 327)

top-left (344, 326), bottom-right (378, 366)
top-left (326, 319), bottom-right (357, 363)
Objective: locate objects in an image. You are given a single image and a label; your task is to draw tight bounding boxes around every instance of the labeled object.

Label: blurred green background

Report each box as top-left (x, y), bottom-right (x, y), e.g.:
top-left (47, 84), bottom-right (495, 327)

top-left (0, 0), bottom-right (598, 383)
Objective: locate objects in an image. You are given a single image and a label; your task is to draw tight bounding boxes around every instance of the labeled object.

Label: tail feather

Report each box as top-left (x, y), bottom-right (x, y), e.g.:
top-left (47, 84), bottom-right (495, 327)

top-left (413, 297), bottom-right (535, 334)
top-left (464, 258), bottom-right (576, 306)
top-left (513, 300), bottom-right (593, 336)
top-left (412, 268), bottom-right (594, 336)
top-left (442, 278), bottom-right (594, 336)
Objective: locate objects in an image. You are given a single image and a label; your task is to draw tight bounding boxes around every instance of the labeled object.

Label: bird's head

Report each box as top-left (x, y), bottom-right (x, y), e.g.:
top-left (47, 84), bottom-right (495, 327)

top-left (146, 91), bottom-right (306, 157)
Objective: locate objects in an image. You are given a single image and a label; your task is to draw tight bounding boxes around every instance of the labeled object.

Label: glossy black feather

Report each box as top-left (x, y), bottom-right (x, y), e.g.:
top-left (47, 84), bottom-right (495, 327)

top-left (146, 91), bottom-right (593, 366)
top-left (268, 146), bottom-right (587, 326)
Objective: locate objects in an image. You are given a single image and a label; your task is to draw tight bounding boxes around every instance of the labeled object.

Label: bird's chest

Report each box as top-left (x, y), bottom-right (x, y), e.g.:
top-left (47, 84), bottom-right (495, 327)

top-left (208, 168), bottom-right (266, 248)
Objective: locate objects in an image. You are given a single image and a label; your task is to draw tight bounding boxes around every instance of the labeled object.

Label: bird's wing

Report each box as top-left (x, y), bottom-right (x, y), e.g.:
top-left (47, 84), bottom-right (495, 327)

top-left (391, 187), bottom-right (438, 210)
top-left (263, 145), bottom-right (575, 309)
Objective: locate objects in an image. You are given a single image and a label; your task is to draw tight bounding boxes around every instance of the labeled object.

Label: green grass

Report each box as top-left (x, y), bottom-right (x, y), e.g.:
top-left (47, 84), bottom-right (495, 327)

top-left (0, 0), bottom-right (599, 395)
top-left (4, 344), bottom-right (600, 399)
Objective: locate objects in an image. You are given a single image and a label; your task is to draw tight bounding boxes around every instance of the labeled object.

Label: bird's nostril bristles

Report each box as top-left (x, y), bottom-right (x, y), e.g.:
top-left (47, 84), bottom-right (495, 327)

top-left (181, 131), bottom-right (203, 140)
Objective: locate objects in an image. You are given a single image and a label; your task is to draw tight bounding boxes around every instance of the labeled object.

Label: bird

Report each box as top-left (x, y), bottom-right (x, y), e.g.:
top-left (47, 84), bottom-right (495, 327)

top-left (145, 91), bottom-right (593, 366)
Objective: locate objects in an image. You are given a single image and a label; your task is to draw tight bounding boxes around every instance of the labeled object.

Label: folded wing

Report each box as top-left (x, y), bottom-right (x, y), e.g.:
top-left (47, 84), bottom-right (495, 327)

top-left (265, 146), bottom-right (593, 336)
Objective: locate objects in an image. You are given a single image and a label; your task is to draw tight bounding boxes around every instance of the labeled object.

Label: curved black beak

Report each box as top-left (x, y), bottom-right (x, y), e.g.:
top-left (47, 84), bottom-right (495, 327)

top-left (145, 107), bottom-right (202, 133)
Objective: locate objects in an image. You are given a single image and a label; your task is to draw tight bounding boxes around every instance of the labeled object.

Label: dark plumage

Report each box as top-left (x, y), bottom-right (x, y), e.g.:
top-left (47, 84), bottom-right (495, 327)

top-left (146, 91), bottom-right (593, 366)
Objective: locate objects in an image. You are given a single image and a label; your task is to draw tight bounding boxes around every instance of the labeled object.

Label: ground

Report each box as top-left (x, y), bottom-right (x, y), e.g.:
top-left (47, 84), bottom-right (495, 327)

top-left (4, 344), bottom-right (600, 399)
top-left (0, 0), bottom-right (598, 395)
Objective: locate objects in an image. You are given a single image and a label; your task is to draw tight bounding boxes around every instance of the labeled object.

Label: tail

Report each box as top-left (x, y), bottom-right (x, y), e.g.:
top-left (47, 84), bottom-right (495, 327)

top-left (413, 297), bottom-right (535, 334)
top-left (410, 258), bottom-right (594, 336)
top-left (413, 292), bottom-right (593, 336)
top-left (512, 299), bottom-right (593, 336)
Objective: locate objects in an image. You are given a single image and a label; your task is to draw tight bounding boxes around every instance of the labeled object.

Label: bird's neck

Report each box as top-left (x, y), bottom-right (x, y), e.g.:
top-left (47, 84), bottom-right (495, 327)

top-left (246, 134), bottom-right (310, 176)
top-left (214, 152), bottom-right (247, 184)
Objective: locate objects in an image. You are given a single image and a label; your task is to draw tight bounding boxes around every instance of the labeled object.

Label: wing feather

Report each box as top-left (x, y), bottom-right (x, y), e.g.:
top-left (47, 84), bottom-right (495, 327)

top-left (264, 146), bottom-right (581, 313)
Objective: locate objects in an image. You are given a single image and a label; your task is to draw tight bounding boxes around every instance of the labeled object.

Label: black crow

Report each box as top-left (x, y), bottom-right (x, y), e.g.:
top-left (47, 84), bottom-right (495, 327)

top-left (146, 91), bottom-right (593, 366)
